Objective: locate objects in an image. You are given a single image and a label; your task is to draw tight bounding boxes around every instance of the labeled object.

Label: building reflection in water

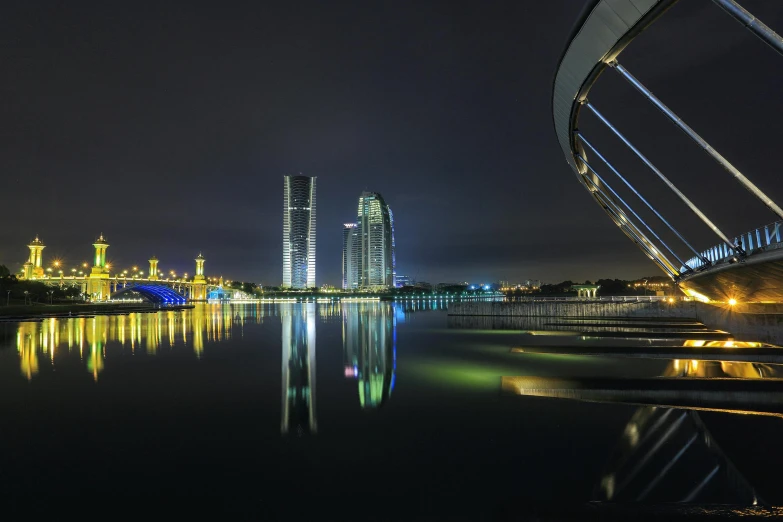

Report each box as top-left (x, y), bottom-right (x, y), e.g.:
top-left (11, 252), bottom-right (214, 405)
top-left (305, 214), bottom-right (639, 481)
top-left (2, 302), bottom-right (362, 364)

top-left (281, 303), bottom-right (317, 435)
top-left (9, 304), bottom-right (250, 382)
top-left (342, 302), bottom-right (397, 409)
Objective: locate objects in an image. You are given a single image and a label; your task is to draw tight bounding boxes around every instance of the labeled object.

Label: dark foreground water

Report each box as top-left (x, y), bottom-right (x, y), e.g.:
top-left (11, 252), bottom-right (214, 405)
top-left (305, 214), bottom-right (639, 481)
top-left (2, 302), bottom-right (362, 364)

top-left (0, 301), bottom-right (781, 519)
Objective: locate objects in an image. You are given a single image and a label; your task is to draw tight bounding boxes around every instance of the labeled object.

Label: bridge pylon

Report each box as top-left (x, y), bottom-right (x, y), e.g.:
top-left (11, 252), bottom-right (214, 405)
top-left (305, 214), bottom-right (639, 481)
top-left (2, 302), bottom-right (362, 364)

top-left (192, 253), bottom-right (207, 301)
top-left (87, 234), bottom-right (111, 300)
top-left (148, 256), bottom-right (159, 281)
top-left (23, 236), bottom-right (45, 280)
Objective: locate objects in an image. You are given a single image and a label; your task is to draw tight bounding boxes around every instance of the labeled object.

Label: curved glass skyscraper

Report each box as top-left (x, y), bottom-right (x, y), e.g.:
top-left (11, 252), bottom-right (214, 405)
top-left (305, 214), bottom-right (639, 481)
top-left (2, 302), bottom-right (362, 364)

top-left (283, 175), bottom-right (316, 289)
top-left (357, 191), bottom-right (395, 290)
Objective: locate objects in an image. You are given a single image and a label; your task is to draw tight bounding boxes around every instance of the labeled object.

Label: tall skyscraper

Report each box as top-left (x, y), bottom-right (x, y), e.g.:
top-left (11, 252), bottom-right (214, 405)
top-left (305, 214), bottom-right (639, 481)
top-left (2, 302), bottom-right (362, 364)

top-left (342, 223), bottom-right (360, 290)
top-left (357, 191), bottom-right (395, 290)
top-left (283, 175), bottom-right (316, 289)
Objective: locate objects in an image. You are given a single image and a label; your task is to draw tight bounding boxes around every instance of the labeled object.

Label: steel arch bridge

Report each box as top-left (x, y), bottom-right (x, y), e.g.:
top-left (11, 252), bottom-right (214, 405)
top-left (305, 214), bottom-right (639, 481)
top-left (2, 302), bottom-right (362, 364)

top-left (554, 0), bottom-right (783, 302)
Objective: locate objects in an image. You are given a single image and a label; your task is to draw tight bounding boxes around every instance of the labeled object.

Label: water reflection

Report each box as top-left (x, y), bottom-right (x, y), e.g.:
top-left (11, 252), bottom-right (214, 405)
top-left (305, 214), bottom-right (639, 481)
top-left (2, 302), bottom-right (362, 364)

top-left (8, 304), bottom-right (247, 381)
top-left (281, 303), bottom-right (317, 435)
top-left (595, 406), bottom-right (761, 504)
top-left (342, 302), bottom-right (397, 409)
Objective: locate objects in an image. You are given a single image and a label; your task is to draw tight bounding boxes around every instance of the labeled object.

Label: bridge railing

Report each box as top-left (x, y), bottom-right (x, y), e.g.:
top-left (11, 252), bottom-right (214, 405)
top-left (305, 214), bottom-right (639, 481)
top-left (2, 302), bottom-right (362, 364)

top-left (682, 221), bottom-right (783, 271)
top-left (508, 296), bottom-right (670, 303)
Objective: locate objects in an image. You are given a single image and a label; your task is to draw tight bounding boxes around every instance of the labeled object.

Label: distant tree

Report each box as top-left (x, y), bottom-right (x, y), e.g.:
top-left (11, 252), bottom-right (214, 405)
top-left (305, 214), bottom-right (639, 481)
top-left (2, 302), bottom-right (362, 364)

top-left (63, 286), bottom-right (82, 298)
top-left (0, 265), bottom-right (10, 279)
top-left (595, 278), bottom-right (629, 295)
top-left (539, 280), bottom-right (575, 296)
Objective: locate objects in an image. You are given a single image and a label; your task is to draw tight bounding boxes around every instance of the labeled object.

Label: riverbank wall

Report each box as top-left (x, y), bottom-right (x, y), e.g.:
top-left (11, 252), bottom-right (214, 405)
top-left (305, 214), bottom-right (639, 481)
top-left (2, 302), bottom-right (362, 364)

top-left (448, 300), bottom-right (783, 343)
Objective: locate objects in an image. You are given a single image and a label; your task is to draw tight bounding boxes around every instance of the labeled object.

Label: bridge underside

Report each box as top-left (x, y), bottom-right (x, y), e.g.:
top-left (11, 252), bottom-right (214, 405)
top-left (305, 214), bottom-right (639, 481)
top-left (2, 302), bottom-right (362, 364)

top-left (112, 285), bottom-right (187, 305)
top-left (679, 250), bottom-right (783, 303)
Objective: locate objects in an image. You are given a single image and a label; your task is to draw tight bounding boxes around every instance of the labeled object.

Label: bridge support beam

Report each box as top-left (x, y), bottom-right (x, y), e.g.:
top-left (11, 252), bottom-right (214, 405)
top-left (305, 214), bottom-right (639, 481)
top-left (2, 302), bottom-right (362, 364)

top-left (575, 153), bottom-right (685, 273)
top-left (609, 60), bottom-right (783, 221)
top-left (574, 162), bottom-right (680, 279)
top-left (584, 101), bottom-right (740, 254)
top-left (712, 0), bottom-right (783, 58)
top-left (577, 133), bottom-right (709, 267)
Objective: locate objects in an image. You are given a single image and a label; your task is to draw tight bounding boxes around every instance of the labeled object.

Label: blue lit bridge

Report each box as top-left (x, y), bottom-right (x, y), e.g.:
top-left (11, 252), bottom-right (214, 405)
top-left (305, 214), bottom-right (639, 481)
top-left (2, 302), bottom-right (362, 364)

top-left (554, 0), bottom-right (783, 303)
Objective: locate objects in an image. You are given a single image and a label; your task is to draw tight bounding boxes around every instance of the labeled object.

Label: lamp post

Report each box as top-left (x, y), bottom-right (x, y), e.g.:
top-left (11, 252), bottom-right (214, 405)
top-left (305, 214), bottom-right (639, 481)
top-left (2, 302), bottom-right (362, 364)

top-left (6, 290), bottom-right (10, 306)
top-left (23, 290), bottom-right (29, 306)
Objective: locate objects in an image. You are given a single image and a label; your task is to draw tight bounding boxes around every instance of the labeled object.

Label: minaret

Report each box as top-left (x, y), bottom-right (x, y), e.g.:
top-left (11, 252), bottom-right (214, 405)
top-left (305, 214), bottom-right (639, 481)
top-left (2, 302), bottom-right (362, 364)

top-left (192, 253), bottom-right (207, 301)
top-left (148, 256), bottom-right (159, 281)
top-left (23, 236), bottom-right (45, 279)
top-left (87, 234), bottom-right (111, 301)
top-left (92, 234), bottom-right (109, 271)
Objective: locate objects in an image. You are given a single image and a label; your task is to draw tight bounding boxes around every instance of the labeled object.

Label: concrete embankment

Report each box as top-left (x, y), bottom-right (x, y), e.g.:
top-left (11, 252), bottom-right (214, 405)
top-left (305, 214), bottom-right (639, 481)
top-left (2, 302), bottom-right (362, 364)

top-left (449, 300), bottom-right (783, 343)
top-left (449, 300), bottom-right (698, 319)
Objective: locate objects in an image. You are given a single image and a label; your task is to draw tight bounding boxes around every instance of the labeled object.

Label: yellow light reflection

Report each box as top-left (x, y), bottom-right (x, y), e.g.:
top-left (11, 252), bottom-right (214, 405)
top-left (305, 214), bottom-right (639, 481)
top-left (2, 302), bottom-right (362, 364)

top-left (9, 304), bottom-right (265, 381)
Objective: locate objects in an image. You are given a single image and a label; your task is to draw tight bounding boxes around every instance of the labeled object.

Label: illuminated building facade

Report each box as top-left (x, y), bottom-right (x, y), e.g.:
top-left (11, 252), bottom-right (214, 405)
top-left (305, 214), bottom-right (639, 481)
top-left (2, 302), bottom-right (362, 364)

top-left (395, 275), bottom-right (412, 287)
top-left (357, 191), bottom-right (395, 290)
top-left (191, 253), bottom-right (207, 300)
top-left (87, 234), bottom-right (111, 300)
top-left (283, 175), bottom-right (316, 289)
top-left (281, 303), bottom-right (317, 434)
top-left (22, 236), bottom-right (45, 280)
top-left (148, 256), bottom-right (159, 280)
top-left (342, 223), bottom-right (359, 290)
top-left (342, 302), bottom-right (396, 409)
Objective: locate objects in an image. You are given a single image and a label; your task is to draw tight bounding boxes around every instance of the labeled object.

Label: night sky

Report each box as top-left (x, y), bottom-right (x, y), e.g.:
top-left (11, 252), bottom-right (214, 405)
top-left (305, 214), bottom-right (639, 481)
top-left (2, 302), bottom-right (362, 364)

top-left (2, 1), bottom-right (782, 286)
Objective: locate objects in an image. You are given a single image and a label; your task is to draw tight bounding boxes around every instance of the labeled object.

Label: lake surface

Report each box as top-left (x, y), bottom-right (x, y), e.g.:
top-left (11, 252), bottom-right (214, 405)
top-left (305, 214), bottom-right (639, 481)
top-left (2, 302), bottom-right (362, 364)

top-left (1, 301), bottom-right (781, 519)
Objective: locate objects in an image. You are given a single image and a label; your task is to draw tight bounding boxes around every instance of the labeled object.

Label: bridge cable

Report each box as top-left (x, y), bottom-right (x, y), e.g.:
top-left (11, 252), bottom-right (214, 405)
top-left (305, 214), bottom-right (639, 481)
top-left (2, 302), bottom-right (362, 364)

top-left (574, 163), bottom-right (680, 279)
top-left (610, 60), bottom-right (783, 222)
top-left (584, 101), bottom-right (742, 255)
top-left (712, 0), bottom-right (783, 58)
top-left (575, 153), bottom-right (686, 273)
top-left (578, 133), bottom-right (709, 267)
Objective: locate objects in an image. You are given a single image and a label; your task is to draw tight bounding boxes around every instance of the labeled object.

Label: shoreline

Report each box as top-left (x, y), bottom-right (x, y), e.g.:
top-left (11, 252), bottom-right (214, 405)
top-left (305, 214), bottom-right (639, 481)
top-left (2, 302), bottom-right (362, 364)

top-left (0, 303), bottom-right (194, 321)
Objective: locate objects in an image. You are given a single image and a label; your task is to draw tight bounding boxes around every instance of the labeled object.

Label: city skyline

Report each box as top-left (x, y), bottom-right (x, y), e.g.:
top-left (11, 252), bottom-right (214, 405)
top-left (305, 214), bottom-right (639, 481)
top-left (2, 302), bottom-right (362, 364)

top-left (2, 2), bottom-right (782, 286)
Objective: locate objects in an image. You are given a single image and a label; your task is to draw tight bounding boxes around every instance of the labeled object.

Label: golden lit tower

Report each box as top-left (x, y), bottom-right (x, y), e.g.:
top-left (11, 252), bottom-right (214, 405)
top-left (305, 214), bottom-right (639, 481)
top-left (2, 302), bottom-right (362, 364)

top-left (192, 253), bottom-right (207, 301)
top-left (93, 234), bottom-right (109, 270)
top-left (87, 234), bottom-right (111, 300)
top-left (195, 253), bottom-right (205, 278)
top-left (23, 236), bottom-right (45, 279)
top-left (148, 256), bottom-right (159, 281)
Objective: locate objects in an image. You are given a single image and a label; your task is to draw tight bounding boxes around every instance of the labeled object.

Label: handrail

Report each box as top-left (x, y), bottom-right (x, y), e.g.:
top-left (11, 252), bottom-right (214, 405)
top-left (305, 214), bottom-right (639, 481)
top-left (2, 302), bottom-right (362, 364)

top-left (681, 221), bottom-right (783, 272)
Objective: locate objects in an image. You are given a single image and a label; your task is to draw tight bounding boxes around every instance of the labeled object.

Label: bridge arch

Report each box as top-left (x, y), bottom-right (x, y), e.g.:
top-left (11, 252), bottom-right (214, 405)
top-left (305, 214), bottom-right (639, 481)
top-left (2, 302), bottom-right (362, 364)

top-left (553, 0), bottom-right (783, 301)
top-left (112, 284), bottom-right (187, 305)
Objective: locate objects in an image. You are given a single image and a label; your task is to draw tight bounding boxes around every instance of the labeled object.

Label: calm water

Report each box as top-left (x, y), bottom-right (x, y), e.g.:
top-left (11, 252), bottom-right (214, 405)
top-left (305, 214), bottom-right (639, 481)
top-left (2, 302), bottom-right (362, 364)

top-left (1, 301), bottom-right (782, 519)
